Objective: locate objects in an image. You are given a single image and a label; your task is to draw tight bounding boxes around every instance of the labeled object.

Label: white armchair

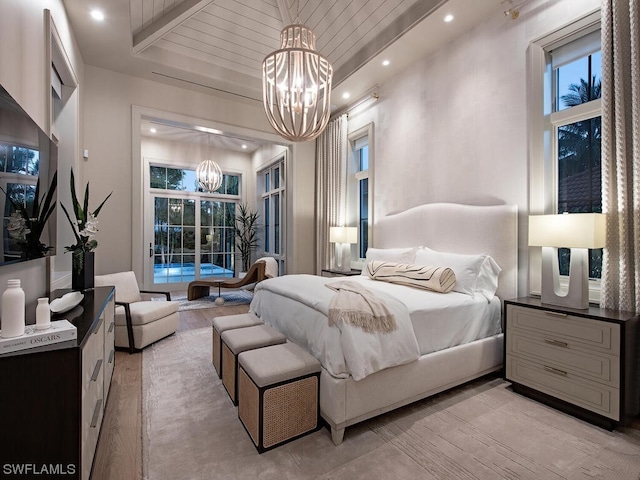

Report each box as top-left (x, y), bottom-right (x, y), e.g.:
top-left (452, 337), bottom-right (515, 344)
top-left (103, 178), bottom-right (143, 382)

top-left (94, 271), bottom-right (179, 353)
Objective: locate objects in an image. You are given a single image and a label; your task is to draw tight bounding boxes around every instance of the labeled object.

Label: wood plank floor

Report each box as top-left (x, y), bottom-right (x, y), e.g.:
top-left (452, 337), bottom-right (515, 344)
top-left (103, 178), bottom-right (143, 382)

top-left (91, 304), bottom-right (250, 480)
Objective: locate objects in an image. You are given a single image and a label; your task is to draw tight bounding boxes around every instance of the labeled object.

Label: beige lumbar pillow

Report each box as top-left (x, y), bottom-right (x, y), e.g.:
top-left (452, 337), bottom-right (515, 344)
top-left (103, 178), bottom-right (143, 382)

top-left (366, 261), bottom-right (456, 293)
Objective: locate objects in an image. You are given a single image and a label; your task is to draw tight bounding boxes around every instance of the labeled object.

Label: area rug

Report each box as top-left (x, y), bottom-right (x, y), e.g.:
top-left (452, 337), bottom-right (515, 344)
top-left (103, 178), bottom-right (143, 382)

top-left (142, 327), bottom-right (640, 480)
top-left (170, 290), bottom-right (253, 311)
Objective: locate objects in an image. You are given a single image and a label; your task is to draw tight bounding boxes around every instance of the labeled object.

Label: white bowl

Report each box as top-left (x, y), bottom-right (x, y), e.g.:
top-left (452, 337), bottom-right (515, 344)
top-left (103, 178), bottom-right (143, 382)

top-left (50, 291), bottom-right (84, 314)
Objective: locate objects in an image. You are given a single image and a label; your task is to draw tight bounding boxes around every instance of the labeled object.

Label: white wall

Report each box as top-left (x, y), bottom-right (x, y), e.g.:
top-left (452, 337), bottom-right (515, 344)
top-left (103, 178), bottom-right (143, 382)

top-left (82, 66), bottom-right (317, 278)
top-left (348, 0), bottom-right (600, 296)
top-left (0, 0), bottom-right (83, 314)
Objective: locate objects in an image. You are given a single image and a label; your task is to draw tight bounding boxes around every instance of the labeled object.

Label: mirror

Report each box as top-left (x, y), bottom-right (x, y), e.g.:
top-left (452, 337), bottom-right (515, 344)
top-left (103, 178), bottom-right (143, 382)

top-left (0, 85), bottom-right (57, 264)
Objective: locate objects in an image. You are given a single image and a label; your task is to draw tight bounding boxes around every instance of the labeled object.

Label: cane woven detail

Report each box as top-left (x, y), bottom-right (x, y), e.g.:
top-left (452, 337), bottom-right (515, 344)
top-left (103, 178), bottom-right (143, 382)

top-left (238, 368), bottom-right (260, 446)
top-left (213, 329), bottom-right (221, 377)
top-left (221, 343), bottom-right (236, 403)
top-left (263, 376), bottom-right (318, 449)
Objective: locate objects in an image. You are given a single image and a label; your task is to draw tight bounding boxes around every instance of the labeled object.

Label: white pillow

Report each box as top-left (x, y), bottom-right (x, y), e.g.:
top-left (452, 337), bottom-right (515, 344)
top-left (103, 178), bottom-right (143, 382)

top-left (476, 255), bottom-right (502, 301)
top-left (362, 247), bottom-right (416, 274)
top-left (414, 247), bottom-right (484, 297)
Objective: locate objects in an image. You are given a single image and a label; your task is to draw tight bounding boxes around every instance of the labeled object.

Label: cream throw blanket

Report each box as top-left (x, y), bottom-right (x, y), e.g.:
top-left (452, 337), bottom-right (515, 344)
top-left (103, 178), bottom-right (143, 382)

top-left (326, 280), bottom-right (397, 333)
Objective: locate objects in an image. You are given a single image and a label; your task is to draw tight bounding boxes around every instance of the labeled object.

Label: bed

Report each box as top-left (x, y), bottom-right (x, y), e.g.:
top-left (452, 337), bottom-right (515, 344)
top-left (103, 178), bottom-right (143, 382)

top-left (250, 202), bottom-right (518, 444)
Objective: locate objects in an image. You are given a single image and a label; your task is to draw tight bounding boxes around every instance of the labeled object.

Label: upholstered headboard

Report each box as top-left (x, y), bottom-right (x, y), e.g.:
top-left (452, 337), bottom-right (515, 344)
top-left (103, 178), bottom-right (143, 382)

top-left (374, 203), bottom-right (518, 302)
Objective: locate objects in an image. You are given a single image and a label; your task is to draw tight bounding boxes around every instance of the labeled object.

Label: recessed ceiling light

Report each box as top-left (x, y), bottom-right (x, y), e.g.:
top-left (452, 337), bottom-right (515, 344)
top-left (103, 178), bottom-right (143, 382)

top-left (90, 10), bottom-right (105, 21)
top-left (444, 14), bottom-right (454, 23)
top-left (150, 128), bottom-right (157, 133)
top-left (241, 144), bottom-right (247, 149)
top-left (382, 60), bottom-right (390, 66)
top-left (342, 92), bottom-right (351, 100)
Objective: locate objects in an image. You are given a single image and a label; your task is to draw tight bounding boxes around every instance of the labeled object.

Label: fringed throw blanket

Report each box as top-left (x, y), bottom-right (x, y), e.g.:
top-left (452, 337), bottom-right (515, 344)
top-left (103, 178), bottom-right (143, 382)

top-left (326, 280), bottom-right (397, 333)
top-left (251, 274), bottom-right (420, 381)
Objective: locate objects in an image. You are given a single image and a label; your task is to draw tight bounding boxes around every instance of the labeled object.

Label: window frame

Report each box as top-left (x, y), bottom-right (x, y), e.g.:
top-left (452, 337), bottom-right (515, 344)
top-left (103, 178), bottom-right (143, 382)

top-left (347, 123), bottom-right (374, 267)
top-left (528, 10), bottom-right (602, 302)
top-left (258, 153), bottom-right (286, 274)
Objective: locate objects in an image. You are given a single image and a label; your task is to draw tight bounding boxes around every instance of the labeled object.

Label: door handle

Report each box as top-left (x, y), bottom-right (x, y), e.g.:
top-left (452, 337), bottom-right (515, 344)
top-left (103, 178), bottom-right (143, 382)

top-left (149, 242), bottom-right (153, 258)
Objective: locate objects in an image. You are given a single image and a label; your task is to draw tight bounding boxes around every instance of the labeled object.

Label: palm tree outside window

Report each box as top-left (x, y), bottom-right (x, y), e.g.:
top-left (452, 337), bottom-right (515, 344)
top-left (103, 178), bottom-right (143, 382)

top-left (551, 35), bottom-right (602, 279)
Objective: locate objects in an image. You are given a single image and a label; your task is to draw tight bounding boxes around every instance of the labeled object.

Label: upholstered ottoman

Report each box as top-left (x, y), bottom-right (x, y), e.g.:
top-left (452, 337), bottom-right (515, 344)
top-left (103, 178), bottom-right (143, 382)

top-left (220, 324), bottom-right (286, 405)
top-left (237, 342), bottom-right (321, 453)
top-left (212, 313), bottom-right (262, 378)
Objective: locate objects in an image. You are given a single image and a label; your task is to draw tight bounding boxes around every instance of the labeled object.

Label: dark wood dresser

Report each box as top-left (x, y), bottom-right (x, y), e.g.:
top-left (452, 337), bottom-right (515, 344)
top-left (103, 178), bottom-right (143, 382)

top-left (0, 286), bottom-right (115, 480)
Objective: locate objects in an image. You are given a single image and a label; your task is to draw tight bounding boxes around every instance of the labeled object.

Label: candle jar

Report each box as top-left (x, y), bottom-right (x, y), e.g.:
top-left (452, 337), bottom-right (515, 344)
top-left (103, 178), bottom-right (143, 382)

top-left (36, 297), bottom-right (51, 330)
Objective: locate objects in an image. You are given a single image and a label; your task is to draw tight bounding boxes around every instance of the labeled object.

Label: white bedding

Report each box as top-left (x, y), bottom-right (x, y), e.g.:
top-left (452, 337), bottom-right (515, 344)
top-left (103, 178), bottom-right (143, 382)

top-left (350, 276), bottom-right (502, 355)
top-left (251, 274), bottom-right (419, 381)
top-left (250, 274), bottom-right (501, 380)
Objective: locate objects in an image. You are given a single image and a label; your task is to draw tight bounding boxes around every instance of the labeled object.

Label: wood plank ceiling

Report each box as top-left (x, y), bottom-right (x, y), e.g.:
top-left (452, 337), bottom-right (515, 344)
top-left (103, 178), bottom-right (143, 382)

top-left (129, 0), bottom-right (426, 89)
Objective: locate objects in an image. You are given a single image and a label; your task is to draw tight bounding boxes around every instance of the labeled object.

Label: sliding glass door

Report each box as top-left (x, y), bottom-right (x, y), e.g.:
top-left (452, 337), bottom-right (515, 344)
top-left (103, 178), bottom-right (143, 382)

top-left (146, 163), bottom-right (240, 289)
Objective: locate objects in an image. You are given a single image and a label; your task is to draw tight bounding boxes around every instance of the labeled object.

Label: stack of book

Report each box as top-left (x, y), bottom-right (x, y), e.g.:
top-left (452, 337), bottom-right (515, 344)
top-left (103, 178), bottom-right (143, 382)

top-left (0, 320), bottom-right (77, 355)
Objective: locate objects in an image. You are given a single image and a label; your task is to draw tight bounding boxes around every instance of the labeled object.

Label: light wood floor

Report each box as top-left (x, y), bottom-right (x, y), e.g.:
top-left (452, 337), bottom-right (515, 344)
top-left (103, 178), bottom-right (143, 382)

top-left (91, 304), bottom-right (250, 480)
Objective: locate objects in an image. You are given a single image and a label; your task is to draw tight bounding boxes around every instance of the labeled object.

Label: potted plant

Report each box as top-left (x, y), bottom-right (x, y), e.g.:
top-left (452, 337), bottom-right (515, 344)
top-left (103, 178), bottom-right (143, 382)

top-left (233, 203), bottom-right (260, 275)
top-left (61, 169), bottom-right (112, 290)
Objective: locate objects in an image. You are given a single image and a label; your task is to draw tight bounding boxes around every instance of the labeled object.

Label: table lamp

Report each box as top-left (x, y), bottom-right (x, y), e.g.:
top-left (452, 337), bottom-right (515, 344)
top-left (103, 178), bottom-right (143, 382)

top-left (329, 226), bottom-right (357, 273)
top-left (529, 213), bottom-right (606, 309)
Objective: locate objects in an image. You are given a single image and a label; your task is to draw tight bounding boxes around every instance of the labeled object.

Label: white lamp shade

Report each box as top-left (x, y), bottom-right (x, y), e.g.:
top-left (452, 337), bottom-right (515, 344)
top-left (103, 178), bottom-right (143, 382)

top-left (529, 213), bottom-right (606, 249)
top-left (329, 226), bottom-right (357, 244)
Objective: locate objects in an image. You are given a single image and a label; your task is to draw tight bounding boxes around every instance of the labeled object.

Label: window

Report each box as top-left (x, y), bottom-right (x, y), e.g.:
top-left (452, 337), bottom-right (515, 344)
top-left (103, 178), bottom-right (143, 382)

top-left (549, 29), bottom-right (602, 278)
top-left (347, 124), bottom-right (373, 263)
top-left (529, 11), bottom-right (602, 298)
top-left (149, 165), bottom-right (239, 195)
top-left (259, 156), bottom-right (285, 274)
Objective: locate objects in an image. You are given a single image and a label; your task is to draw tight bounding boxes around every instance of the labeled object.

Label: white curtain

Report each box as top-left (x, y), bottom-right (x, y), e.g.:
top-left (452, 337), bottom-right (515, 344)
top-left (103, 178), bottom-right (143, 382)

top-left (601, 0), bottom-right (640, 311)
top-left (315, 114), bottom-right (348, 273)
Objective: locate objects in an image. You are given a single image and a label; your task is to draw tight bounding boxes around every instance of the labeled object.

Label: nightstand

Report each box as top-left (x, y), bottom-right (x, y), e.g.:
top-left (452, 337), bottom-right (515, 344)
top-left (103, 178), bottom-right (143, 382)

top-left (321, 268), bottom-right (362, 277)
top-left (504, 297), bottom-right (639, 430)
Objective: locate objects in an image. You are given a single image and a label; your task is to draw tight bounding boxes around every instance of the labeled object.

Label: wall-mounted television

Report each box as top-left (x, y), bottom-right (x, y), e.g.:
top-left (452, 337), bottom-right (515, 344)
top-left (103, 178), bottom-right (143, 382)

top-left (0, 85), bottom-right (57, 265)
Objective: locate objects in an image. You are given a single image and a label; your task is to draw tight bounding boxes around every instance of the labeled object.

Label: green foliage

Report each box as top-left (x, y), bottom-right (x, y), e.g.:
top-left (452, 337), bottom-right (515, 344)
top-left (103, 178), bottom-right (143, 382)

top-left (61, 169), bottom-right (112, 254)
top-left (232, 203), bottom-right (260, 272)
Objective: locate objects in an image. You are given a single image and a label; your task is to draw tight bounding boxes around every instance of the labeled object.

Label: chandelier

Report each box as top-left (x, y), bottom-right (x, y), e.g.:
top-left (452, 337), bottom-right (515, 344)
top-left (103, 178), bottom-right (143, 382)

top-left (196, 134), bottom-right (223, 192)
top-left (262, 23), bottom-right (333, 142)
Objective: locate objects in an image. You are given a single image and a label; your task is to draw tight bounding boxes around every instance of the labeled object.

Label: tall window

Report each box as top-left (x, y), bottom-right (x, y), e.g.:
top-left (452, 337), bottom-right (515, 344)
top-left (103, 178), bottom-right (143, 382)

top-left (347, 126), bottom-right (373, 262)
top-left (529, 11), bottom-right (602, 300)
top-left (549, 29), bottom-right (602, 278)
top-left (355, 140), bottom-right (369, 258)
top-left (259, 156), bottom-right (285, 274)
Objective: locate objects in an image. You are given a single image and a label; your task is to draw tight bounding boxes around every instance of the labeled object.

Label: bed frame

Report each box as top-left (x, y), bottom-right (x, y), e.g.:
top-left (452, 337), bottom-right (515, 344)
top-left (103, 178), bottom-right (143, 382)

top-left (320, 202), bottom-right (518, 444)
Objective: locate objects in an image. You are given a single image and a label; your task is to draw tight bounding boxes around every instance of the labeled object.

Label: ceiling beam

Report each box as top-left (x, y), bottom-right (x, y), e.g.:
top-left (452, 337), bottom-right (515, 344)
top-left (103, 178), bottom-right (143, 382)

top-left (275, 0), bottom-right (293, 26)
top-left (133, 0), bottom-right (213, 55)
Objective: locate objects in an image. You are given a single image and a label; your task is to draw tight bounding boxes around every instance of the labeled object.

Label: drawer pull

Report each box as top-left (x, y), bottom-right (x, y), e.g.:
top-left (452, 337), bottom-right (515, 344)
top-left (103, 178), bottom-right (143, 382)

top-left (543, 365), bottom-right (568, 376)
top-left (108, 349), bottom-right (115, 364)
top-left (108, 321), bottom-right (115, 333)
top-left (91, 359), bottom-right (103, 382)
top-left (543, 310), bottom-right (568, 318)
top-left (90, 399), bottom-right (103, 428)
top-left (544, 338), bottom-right (568, 348)
top-left (94, 316), bottom-right (104, 333)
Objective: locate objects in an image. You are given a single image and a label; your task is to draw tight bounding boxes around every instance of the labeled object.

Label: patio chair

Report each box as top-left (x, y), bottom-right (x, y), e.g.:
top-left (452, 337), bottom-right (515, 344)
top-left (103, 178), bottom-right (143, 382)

top-left (187, 257), bottom-right (278, 302)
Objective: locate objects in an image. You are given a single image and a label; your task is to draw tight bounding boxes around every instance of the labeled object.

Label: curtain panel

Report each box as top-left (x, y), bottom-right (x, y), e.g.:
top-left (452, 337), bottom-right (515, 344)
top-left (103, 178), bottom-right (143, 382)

top-left (601, 0), bottom-right (640, 312)
top-left (315, 115), bottom-right (348, 273)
